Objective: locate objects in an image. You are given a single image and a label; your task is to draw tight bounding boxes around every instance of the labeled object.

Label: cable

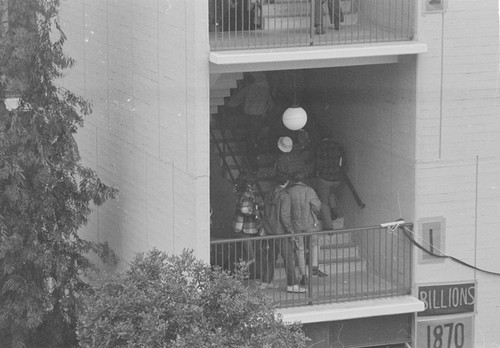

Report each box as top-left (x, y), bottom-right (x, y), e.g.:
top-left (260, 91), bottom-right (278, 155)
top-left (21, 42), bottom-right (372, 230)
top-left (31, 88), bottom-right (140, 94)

top-left (400, 225), bottom-right (500, 276)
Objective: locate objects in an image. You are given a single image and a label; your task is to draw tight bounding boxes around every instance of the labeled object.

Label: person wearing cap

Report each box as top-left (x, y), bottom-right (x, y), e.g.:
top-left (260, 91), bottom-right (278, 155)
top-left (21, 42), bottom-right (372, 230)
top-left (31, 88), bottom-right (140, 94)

top-left (274, 136), bottom-right (308, 178)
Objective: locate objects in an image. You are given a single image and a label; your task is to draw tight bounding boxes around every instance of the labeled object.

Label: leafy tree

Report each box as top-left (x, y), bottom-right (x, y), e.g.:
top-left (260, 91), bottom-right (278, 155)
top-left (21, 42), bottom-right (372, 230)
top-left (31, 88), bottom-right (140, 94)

top-left (0, 0), bottom-right (117, 346)
top-left (77, 249), bottom-right (308, 348)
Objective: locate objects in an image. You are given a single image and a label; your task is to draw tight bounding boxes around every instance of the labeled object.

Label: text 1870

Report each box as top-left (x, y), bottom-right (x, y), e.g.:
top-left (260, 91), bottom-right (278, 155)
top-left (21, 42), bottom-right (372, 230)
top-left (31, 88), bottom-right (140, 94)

top-left (418, 312), bottom-right (473, 347)
top-left (426, 322), bottom-right (465, 348)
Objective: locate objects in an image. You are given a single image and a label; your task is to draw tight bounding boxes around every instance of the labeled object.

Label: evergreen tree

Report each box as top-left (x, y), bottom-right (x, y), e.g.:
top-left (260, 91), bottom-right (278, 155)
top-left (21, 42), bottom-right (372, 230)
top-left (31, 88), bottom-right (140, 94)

top-left (0, 1), bottom-right (116, 346)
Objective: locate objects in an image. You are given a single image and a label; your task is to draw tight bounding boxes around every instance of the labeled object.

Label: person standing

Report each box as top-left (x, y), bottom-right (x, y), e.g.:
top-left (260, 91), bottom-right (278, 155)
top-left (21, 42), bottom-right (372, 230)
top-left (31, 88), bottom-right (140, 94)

top-left (288, 170), bottom-right (327, 281)
top-left (314, 129), bottom-right (344, 230)
top-left (261, 171), bottom-right (306, 293)
top-left (314, 0), bottom-right (343, 34)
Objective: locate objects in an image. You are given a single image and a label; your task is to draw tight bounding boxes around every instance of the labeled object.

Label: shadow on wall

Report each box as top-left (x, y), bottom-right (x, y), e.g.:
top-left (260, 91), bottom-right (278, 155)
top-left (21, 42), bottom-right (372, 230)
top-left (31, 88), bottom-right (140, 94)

top-left (210, 143), bottom-right (236, 239)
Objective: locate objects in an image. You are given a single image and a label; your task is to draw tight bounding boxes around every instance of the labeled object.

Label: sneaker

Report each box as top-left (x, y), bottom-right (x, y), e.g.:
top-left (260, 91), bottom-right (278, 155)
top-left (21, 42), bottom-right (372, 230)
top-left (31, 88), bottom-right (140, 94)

top-left (287, 285), bottom-right (306, 293)
top-left (259, 282), bottom-right (279, 290)
top-left (312, 267), bottom-right (328, 277)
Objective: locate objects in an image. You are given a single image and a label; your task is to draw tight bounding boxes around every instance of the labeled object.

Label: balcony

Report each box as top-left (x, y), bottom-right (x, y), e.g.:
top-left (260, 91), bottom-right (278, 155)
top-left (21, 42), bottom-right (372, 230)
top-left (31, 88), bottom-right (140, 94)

top-left (210, 223), bottom-right (413, 309)
top-left (209, 0), bottom-right (415, 51)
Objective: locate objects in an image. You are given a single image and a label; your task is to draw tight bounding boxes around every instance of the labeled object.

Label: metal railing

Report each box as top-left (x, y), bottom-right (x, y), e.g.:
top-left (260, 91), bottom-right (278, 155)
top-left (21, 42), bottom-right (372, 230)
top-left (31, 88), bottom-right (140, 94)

top-left (210, 223), bottom-right (413, 308)
top-left (209, 0), bottom-right (415, 51)
top-left (210, 115), bottom-right (268, 204)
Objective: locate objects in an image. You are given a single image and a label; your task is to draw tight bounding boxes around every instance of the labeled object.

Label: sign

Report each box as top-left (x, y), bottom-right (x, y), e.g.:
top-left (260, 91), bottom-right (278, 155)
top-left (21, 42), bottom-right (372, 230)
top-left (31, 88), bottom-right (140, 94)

top-left (418, 283), bottom-right (475, 316)
top-left (417, 316), bottom-right (473, 348)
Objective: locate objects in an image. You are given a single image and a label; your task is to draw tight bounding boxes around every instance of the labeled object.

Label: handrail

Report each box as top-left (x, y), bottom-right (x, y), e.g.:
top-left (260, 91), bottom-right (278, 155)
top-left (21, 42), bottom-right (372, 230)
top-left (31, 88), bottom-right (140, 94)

top-left (210, 222), bottom-right (414, 243)
top-left (210, 222), bottom-right (413, 308)
top-left (209, 0), bottom-right (416, 51)
top-left (211, 114), bottom-right (268, 207)
top-left (210, 127), bottom-right (239, 183)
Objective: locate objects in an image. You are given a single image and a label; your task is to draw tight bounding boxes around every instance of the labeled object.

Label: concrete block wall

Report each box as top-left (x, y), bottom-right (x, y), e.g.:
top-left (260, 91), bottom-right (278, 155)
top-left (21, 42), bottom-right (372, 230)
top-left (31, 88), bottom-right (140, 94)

top-left (59, 0), bottom-right (211, 266)
top-left (415, 0), bottom-right (500, 343)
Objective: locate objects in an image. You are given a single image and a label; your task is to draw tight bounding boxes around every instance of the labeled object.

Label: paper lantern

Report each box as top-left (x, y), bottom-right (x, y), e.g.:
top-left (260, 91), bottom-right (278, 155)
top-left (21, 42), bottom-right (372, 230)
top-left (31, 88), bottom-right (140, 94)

top-left (282, 106), bottom-right (307, 131)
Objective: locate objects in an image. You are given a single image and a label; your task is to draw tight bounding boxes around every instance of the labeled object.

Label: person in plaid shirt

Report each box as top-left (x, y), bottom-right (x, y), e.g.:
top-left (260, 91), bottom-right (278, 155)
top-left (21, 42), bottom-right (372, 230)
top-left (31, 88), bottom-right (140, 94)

top-left (314, 129), bottom-right (344, 230)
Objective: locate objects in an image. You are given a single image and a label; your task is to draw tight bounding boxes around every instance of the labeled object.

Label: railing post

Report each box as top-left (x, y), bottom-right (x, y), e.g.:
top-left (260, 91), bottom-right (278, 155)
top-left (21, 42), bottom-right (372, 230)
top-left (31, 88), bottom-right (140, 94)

top-left (309, 0), bottom-right (315, 45)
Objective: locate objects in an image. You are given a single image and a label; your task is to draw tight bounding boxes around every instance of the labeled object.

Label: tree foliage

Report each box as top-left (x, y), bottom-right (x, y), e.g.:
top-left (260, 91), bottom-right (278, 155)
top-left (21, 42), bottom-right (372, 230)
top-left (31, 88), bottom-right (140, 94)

top-left (0, 0), bottom-right (117, 346)
top-left (77, 249), bottom-right (308, 348)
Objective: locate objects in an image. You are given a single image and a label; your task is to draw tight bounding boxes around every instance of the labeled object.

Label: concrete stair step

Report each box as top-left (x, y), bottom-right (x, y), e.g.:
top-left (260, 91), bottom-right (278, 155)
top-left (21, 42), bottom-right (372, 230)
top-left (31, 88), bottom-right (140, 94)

top-left (261, 2), bottom-right (311, 18)
top-left (320, 259), bottom-right (366, 273)
top-left (319, 234), bottom-right (351, 247)
top-left (210, 96), bottom-right (225, 106)
top-left (318, 245), bottom-right (360, 261)
top-left (263, 15), bottom-right (316, 30)
top-left (267, 0), bottom-right (309, 3)
top-left (271, 259), bottom-right (366, 280)
top-left (263, 14), bottom-right (357, 30)
top-left (210, 72), bottom-right (243, 89)
top-left (261, 0), bottom-right (355, 18)
top-left (211, 88), bottom-right (232, 98)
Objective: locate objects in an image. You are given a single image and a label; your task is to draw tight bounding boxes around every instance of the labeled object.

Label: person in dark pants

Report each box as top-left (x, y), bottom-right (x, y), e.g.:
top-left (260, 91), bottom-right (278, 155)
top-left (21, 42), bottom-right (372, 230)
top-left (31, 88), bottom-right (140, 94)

top-left (314, 0), bottom-right (343, 34)
top-left (260, 172), bottom-right (306, 293)
top-left (314, 128), bottom-right (344, 230)
top-left (288, 170), bottom-right (327, 280)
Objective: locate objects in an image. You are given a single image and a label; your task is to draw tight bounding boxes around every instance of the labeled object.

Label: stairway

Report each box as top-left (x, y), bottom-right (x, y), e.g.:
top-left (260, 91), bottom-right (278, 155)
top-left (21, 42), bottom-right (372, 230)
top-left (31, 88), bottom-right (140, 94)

top-left (210, 73), bottom-right (358, 282)
top-left (210, 72), bottom-right (277, 205)
top-left (210, 73), bottom-right (243, 119)
top-left (210, 125), bottom-right (276, 205)
top-left (259, 0), bottom-right (359, 30)
top-left (317, 220), bottom-right (366, 275)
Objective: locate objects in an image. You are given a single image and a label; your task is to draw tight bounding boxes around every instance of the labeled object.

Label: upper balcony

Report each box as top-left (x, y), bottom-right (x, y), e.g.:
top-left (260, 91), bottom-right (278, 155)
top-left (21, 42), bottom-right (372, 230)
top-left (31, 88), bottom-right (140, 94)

top-left (209, 0), bottom-right (415, 51)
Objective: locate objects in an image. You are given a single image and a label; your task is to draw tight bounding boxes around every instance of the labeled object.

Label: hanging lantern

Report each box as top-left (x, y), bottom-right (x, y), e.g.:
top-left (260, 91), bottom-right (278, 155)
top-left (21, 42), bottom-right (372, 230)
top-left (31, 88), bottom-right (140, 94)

top-left (282, 105), bottom-right (307, 131)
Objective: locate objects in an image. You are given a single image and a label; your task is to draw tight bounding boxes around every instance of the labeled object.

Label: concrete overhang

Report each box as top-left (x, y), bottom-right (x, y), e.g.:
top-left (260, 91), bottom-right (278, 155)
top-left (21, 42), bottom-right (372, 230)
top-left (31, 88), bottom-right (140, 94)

top-left (210, 41), bottom-right (427, 73)
top-left (277, 295), bottom-right (425, 324)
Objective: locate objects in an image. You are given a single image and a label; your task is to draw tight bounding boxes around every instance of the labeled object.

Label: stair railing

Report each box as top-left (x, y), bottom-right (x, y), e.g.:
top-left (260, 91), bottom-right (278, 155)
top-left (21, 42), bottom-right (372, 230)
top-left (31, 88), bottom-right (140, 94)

top-left (210, 116), bottom-right (268, 207)
top-left (210, 127), bottom-right (240, 184)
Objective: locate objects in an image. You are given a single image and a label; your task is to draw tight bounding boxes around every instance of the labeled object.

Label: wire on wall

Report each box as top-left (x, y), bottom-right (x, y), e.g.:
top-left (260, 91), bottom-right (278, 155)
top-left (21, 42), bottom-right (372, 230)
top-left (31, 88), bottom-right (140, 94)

top-left (398, 223), bottom-right (500, 276)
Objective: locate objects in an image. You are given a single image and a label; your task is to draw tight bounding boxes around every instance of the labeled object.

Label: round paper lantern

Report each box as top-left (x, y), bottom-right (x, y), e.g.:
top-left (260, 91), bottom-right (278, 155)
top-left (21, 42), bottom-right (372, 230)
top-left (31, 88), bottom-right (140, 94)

top-left (282, 105), bottom-right (307, 131)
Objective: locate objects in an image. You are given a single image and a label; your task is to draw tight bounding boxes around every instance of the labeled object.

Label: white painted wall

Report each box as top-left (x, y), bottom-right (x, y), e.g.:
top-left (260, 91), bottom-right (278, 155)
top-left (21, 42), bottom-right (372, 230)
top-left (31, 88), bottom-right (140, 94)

top-left (415, 0), bottom-right (500, 344)
top-left (59, 0), bottom-right (211, 266)
top-left (305, 57), bottom-right (417, 229)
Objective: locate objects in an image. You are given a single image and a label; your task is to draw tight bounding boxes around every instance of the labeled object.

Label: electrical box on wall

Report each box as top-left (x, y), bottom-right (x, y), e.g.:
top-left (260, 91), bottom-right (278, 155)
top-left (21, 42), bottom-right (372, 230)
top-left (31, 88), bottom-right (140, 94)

top-left (418, 217), bottom-right (446, 263)
top-left (423, 0), bottom-right (446, 13)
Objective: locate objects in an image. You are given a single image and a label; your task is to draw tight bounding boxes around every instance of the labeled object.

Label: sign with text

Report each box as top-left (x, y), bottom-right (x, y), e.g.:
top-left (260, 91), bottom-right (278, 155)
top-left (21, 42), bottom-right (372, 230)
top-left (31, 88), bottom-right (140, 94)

top-left (417, 316), bottom-right (473, 348)
top-left (418, 283), bottom-right (475, 317)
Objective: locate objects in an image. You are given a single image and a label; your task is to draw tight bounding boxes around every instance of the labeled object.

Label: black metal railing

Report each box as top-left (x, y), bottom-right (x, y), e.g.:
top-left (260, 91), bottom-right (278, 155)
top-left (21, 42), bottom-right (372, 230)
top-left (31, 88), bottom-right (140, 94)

top-left (209, 0), bottom-right (415, 51)
top-left (210, 116), bottom-right (268, 204)
top-left (210, 223), bottom-right (413, 308)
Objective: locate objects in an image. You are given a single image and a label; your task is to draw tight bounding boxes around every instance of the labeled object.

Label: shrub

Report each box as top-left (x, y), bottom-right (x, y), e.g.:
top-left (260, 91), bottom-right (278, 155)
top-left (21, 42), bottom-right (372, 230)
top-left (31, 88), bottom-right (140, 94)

top-left (77, 249), bottom-right (308, 348)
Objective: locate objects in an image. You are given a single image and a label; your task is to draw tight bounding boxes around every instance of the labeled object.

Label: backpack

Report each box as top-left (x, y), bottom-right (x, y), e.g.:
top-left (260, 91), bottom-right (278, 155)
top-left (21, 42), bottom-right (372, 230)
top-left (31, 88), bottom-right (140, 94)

top-left (315, 140), bottom-right (344, 182)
